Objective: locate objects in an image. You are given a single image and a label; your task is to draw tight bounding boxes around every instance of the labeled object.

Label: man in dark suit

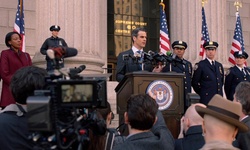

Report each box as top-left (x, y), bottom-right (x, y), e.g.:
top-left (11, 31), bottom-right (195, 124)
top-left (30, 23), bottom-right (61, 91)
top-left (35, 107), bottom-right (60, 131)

top-left (225, 51), bottom-right (250, 101)
top-left (175, 103), bottom-right (206, 150)
top-left (116, 28), bottom-right (157, 82)
top-left (113, 94), bottom-right (175, 150)
top-left (234, 81), bottom-right (250, 150)
top-left (162, 41), bottom-right (193, 111)
top-left (192, 41), bottom-right (224, 105)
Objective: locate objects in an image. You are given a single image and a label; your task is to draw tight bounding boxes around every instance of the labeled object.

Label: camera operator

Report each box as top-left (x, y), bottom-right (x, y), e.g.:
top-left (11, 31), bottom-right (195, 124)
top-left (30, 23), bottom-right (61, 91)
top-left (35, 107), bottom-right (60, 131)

top-left (0, 66), bottom-right (47, 150)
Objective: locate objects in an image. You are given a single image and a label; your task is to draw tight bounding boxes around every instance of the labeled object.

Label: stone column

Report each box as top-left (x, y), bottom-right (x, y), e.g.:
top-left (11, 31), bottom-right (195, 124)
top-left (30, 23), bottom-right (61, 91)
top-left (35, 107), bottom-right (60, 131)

top-left (33, 0), bottom-right (107, 74)
top-left (170, 0), bottom-right (227, 67)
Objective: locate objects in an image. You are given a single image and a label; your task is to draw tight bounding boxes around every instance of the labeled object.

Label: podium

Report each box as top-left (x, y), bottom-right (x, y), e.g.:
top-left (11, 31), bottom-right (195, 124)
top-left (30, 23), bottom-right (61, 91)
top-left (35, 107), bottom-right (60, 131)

top-left (115, 71), bottom-right (184, 138)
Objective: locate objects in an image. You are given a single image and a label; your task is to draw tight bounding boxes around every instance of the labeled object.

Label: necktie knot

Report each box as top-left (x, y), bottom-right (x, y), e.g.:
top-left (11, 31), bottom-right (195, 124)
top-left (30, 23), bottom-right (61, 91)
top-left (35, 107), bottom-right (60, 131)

top-left (242, 68), bottom-right (246, 75)
top-left (212, 61), bottom-right (215, 65)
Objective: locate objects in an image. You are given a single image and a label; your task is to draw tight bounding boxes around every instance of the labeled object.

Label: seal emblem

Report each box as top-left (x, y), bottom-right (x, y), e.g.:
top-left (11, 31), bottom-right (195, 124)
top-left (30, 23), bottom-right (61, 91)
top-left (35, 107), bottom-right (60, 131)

top-left (146, 80), bottom-right (174, 111)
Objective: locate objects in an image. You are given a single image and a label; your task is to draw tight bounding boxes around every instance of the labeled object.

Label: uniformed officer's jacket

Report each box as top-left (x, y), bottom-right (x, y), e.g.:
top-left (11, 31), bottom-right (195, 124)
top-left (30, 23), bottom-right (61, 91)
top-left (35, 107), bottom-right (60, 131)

top-left (224, 66), bottom-right (250, 100)
top-left (162, 58), bottom-right (193, 95)
top-left (40, 36), bottom-right (68, 60)
top-left (192, 58), bottom-right (224, 105)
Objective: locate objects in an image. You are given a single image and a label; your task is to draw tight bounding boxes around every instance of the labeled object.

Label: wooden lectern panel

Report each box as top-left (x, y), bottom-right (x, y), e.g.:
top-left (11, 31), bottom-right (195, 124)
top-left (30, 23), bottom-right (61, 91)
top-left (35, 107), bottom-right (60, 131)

top-left (115, 71), bottom-right (184, 138)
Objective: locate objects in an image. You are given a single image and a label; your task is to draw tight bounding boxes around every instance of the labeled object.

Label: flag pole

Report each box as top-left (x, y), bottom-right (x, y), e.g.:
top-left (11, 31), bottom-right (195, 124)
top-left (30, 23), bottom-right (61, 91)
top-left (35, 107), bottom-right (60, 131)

top-left (20, 0), bottom-right (23, 17)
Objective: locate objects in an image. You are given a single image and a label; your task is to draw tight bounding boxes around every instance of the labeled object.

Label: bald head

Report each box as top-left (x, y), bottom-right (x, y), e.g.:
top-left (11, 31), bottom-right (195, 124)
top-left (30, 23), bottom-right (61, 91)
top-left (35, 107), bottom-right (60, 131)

top-left (183, 103), bottom-right (206, 133)
top-left (203, 114), bottom-right (238, 143)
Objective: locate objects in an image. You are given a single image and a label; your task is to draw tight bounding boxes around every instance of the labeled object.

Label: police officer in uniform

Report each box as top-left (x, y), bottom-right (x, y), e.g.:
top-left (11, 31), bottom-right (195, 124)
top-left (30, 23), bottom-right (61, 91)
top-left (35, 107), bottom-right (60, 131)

top-left (162, 41), bottom-right (192, 111)
top-left (40, 25), bottom-right (68, 71)
top-left (192, 41), bottom-right (224, 105)
top-left (224, 51), bottom-right (250, 101)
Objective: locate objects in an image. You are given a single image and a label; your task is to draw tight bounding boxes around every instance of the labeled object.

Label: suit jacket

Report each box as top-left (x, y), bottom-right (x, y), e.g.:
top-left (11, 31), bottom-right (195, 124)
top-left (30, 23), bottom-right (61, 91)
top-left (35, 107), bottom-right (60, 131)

top-left (116, 49), bottom-right (153, 82)
top-left (224, 66), bottom-right (250, 100)
top-left (0, 49), bottom-right (32, 107)
top-left (192, 58), bottom-right (224, 105)
top-left (236, 116), bottom-right (250, 150)
top-left (175, 125), bottom-right (205, 150)
top-left (113, 111), bottom-right (175, 150)
top-left (162, 58), bottom-right (192, 109)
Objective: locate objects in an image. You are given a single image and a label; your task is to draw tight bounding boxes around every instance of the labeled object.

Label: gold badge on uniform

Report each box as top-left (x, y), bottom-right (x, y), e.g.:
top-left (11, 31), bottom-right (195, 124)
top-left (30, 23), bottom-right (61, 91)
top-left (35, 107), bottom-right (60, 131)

top-left (219, 66), bottom-right (223, 75)
top-left (194, 63), bottom-right (199, 71)
top-left (225, 69), bottom-right (230, 76)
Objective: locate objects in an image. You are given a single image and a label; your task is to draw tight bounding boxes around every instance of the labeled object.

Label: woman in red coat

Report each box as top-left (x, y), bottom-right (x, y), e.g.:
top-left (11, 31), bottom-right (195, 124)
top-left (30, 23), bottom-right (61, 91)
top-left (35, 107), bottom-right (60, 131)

top-left (0, 32), bottom-right (32, 108)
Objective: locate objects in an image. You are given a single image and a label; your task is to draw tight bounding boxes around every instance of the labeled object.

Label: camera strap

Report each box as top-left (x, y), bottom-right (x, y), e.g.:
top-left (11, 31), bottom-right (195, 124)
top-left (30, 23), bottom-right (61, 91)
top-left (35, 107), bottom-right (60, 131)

top-left (16, 104), bottom-right (27, 114)
top-left (105, 131), bottom-right (115, 150)
top-left (0, 104), bottom-right (26, 116)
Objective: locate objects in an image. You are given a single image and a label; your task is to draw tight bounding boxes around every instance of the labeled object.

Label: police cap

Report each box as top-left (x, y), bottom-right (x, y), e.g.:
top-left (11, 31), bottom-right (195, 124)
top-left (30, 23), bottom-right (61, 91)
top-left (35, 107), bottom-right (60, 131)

top-left (203, 41), bottom-right (219, 49)
top-left (234, 51), bottom-right (248, 59)
top-left (172, 41), bottom-right (188, 49)
top-left (50, 25), bottom-right (61, 31)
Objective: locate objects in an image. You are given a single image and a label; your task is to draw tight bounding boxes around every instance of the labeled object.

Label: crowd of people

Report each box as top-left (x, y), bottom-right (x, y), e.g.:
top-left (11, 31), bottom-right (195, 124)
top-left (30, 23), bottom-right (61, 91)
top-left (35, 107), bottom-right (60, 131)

top-left (0, 26), bottom-right (249, 150)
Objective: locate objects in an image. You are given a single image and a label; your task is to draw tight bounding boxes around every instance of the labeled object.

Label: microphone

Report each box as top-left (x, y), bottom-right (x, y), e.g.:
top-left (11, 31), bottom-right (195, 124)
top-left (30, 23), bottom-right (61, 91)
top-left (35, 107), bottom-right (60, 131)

top-left (148, 50), bottom-right (156, 55)
top-left (143, 51), bottom-right (154, 61)
top-left (47, 46), bottom-right (78, 59)
top-left (166, 51), bottom-right (172, 57)
top-left (134, 51), bottom-right (142, 58)
top-left (64, 47), bottom-right (78, 58)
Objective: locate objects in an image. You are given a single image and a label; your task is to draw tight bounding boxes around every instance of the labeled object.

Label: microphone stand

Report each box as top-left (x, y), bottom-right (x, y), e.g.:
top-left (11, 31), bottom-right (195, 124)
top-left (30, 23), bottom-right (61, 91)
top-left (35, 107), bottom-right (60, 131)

top-left (169, 62), bottom-right (172, 72)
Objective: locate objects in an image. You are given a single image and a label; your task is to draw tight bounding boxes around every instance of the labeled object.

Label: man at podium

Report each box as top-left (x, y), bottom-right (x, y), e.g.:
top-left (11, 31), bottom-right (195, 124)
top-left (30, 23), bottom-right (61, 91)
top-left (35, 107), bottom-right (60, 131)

top-left (116, 28), bottom-right (161, 82)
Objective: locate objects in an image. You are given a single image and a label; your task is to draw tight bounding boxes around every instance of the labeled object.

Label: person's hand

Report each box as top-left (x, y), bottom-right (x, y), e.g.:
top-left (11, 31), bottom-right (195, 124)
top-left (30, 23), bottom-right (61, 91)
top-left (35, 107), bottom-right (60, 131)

top-left (152, 63), bottom-right (163, 72)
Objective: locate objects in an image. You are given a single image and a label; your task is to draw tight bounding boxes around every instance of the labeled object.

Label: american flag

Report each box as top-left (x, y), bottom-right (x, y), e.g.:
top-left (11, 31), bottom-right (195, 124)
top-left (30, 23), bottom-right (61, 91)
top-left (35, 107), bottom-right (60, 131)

top-left (14, 0), bottom-right (25, 52)
top-left (199, 7), bottom-right (210, 59)
top-left (159, 2), bottom-right (170, 54)
top-left (228, 12), bottom-right (245, 65)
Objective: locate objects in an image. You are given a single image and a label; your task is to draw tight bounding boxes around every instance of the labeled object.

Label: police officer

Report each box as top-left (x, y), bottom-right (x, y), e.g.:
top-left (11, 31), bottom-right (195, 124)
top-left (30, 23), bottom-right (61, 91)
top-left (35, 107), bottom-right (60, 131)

top-left (40, 25), bottom-right (68, 71)
top-left (162, 41), bottom-right (192, 111)
top-left (225, 51), bottom-right (250, 101)
top-left (192, 41), bottom-right (224, 105)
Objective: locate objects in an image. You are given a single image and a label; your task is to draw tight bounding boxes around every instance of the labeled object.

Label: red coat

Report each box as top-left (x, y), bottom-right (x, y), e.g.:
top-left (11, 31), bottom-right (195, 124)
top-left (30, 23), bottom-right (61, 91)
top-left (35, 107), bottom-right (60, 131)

top-left (0, 49), bottom-right (32, 107)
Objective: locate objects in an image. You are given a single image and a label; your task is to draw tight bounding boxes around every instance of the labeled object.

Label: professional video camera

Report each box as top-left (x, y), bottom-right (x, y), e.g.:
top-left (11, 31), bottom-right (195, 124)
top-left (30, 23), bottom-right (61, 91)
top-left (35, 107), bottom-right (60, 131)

top-left (26, 66), bottom-right (108, 150)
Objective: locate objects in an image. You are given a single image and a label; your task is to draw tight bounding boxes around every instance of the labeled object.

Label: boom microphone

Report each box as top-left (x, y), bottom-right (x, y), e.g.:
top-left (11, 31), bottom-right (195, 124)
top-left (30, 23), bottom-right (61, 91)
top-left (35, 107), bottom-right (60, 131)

top-left (64, 47), bottom-right (78, 58)
top-left (46, 47), bottom-right (78, 59)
